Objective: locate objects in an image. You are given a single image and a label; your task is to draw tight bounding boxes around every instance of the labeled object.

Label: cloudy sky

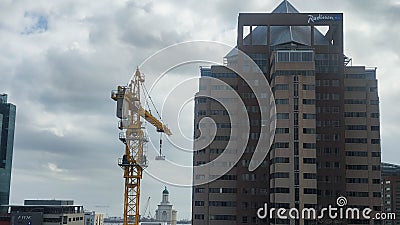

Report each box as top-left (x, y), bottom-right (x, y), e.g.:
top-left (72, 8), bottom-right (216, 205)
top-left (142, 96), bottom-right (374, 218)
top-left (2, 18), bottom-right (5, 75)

top-left (1, 0), bottom-right (400, 220)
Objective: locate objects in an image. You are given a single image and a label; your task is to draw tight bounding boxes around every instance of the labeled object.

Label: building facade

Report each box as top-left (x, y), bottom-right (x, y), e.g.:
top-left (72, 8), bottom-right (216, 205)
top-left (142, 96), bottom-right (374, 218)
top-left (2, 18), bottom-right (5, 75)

top-left (192, 1), bottom-right (381, 225)
top-left (0, 94), bottom-right (16, 213)
top-left (9, 200), bottom-right (84, 225)
top-left (84, 211), bottom-right (104, 225)
top-left (382, 163), bottom-right (400, 225)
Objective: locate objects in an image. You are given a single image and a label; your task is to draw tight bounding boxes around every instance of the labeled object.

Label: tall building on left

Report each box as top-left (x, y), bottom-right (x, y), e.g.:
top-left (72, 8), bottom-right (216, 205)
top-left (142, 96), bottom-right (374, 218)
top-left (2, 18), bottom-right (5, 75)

top-left (0, 94), bottom-right (16, 213)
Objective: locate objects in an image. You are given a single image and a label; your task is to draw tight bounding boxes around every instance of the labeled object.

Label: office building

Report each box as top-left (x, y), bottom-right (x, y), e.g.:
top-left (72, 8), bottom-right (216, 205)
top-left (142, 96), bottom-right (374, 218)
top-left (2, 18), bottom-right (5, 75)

top-left (0, 94), bottom-right (16, 213)
top-left (9, 200), bottom-right (84, 225)
top-left (382, 162), bottom-right (400, 225)
top-left (192, 1), bottom-right (381, 224)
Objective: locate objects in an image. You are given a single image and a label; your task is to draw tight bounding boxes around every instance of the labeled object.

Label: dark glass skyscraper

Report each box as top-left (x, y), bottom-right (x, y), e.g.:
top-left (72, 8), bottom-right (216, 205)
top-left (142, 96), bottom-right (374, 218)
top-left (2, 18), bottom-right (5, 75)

top-left (0, 94), bottom-right (16, 212)
top-left (192, 1), bottom-right (381, 225)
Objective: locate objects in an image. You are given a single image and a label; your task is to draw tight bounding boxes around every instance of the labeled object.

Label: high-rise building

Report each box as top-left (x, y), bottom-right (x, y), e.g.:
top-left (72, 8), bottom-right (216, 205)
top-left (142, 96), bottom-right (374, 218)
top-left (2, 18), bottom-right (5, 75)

top-left (0, 94), bottom-right (16, 212)
top-left (192, 1), bottom-right (381, 225)
top-left (382, 162), bottom-right (400, 225)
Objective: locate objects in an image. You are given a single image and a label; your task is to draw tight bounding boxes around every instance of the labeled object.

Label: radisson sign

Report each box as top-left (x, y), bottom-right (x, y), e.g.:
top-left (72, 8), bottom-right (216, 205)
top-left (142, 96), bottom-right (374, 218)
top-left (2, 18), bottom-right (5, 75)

top-left (308, 14), bottom-right (341, 23)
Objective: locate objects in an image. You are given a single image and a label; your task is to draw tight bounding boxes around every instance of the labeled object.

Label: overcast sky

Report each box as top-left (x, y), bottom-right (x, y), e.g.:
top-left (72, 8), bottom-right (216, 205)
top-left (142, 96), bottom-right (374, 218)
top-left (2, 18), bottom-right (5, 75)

top-left (1, 0), bottom-right (400, 220)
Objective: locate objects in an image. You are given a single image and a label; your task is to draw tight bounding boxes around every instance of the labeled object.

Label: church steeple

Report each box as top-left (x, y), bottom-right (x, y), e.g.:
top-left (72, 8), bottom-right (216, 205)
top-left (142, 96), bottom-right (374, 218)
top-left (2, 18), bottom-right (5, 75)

top-left (161, 186), bottom-right (169, 204)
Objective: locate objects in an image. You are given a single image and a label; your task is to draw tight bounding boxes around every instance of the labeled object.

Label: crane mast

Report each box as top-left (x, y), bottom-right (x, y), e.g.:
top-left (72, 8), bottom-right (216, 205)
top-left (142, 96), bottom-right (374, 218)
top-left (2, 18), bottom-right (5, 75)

top-left (111, 68), bottom-right (171, 225)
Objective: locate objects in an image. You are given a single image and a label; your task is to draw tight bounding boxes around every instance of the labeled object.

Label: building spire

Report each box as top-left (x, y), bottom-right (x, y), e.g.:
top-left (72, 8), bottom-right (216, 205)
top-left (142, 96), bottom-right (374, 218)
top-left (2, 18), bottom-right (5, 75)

top-left (272, 0), bottom-right (299, 14)
top-left (162, 186), bottom-right (169, 204)
top-left (285, 0), bottom-right (289, 13)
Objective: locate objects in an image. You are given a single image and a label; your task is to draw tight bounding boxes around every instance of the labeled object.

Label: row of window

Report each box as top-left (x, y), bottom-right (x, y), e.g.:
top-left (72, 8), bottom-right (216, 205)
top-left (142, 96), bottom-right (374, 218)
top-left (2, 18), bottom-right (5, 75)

top-left (209, 215), bottom-right (236, 220)
top-left (345, 74), bottom-right (366, 79)
top-left (194, 187), bottom-right (237, 193)
top-left (204, 95), bottom-right (351, 107)
top-left (315, 66), bottom-right (339, 74)
top-left (213, 136), bottom-right (230, 141)
top-left (195, 201), bottom-right (237, 207)
top-left (273, 111), bottom-right (379, 119)
top-left (272, 84), bottom-right (316, 91)
top-left (317, 147), bottom-right (341, 155)
top-left (345, 138), bottom-right (380, 144)
top-left (63, 216), bottom-right (84, 224)
top-left (270, 187), bottom-right (317, 194)
top-left (272, 70), bottom-right (315, 77)
top-left (345, 86), bottom-right (378, 92)
top-left (196, 97), bottom-right (238, 104)
top-left (345, 86), bottom-right (367, 92)
top-left (317, 120), bottom-right (340, 128)
top-left (316, 106), bottom-right (340, 113)
top-left (344, 112), bottom-right (380, 118)
top-left (316, 79), bottom-right (340, 87)
top-left (346, 151), bottom-right (381, 157)
top-left (315, 53), bottom-right (339, 61)
top-left (242, 187), bottom-right (268, 195)
top-left (202, 72), bottom-right (237, 78)
top-left (345, 99), bottom-right (380, 105)
top-left (317, 161), bottom-right (341, 169)
top-left (241, 173), bottom-right (257, 181)
top-left (318, 189), bottom-right (342, 197)
top-left (207, 148), bottom-right (237, 155)
top-left (346, 178), bottom-right (381, 184)
top-left (316, 93), bottom-right (340, 100)
top-left (276, 51), bottom-right (314, 62)
top-left (195, 174), bottom-right (238, 180)
top-left (210, 85), bottom-right (238, 90)
top-left (270, 172), bottom-right (289, 179)
top-left (346, 165), bottom-right (381, 170)
top-left (197, 122), bottom-right (233, 129)
top-left (270, 142), bottom-right (317, 149)
top-left (347, 191), bottom-right (369, 197)
top-left (275, 128), bottom-right (290, 134)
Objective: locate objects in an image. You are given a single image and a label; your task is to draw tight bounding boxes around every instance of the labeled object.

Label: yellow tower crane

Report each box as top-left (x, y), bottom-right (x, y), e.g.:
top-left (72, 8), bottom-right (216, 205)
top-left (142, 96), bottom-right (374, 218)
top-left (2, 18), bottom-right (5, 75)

top-left (111, 68), bottom-right (172, 225)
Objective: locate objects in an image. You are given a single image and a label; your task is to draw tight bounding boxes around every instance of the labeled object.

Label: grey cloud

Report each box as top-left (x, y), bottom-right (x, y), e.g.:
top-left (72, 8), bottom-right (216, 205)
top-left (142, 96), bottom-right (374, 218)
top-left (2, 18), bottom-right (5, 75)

top-left (2, 0), bottom-right (400, 219)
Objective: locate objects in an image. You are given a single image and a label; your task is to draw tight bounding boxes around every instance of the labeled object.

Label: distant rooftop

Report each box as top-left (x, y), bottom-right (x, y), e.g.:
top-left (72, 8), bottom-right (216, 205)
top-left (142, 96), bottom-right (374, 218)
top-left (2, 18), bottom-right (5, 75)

top-left (382, 162), bottom-right (400, 176)
top-left (0, 94), bottom-right (7, 104)
top-left (24, 200), bottom-right (74, 206)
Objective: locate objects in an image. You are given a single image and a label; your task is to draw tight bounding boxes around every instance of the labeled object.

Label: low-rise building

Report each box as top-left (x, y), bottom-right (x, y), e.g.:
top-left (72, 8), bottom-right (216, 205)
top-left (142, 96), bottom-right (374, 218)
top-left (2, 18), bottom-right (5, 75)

top-left (94, 213), bottom-right (103, 225)
top-left (155, 187), bottom-right (177, 225)
top-left (9, 200), bottom-right (84, 225)
top-left (382, 163), bottom-right (400, 225)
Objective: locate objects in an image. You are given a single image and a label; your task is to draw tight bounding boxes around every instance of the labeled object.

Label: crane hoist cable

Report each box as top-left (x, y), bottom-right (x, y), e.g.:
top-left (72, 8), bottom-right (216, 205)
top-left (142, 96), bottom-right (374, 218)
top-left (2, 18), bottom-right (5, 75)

top-left (141, 83), bottom-right (162, 120)
top-left (140, 82), bottom-right (166, 159)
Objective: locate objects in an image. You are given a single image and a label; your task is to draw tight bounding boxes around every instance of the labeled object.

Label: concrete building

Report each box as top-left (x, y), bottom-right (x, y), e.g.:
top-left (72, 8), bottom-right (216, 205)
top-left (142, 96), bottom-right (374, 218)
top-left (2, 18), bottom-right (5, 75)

top-left (9, 200), bottom-right (84, 225)
top-left (192, 1), bottom-right (381, 225)
top-left (382, 163), bottom-right (400, 225)
top-left (155, 187), bottom-right (177, 225)
top-left (0, 94), bottom-right (16, 213)
top-left (94, 214), bottom-right (103, 225)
